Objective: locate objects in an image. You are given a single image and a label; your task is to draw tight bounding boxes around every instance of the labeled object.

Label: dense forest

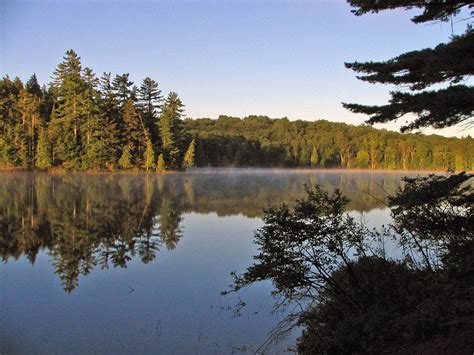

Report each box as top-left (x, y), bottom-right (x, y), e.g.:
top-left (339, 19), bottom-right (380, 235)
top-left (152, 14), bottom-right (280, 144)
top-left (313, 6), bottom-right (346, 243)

top-left (0, 50), bottom-right (191, 171)
top-left (1, 50), bottom-right (472, 172)
top-left (186, 116), bottom-right (473, 170)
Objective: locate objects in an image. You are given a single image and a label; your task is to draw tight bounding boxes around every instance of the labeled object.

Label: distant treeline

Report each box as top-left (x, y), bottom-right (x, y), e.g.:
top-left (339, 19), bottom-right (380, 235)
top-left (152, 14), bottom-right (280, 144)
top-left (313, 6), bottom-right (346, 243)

top-left (1, 50), bottom-right (472, 171)
top-left (185, 116), bottom-right (473, 171)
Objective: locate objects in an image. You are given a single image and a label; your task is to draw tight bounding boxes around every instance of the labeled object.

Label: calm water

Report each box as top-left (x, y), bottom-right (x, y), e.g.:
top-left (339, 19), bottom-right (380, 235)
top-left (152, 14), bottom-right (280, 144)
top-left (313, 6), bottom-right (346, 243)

top-left (0, 169), bottom-right (423, 354)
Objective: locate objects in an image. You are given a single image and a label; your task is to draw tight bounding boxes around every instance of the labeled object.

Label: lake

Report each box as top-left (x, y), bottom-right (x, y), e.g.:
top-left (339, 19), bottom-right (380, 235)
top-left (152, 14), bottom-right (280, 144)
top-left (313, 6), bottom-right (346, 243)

top-left (0, 169), bottom-right (424, 354)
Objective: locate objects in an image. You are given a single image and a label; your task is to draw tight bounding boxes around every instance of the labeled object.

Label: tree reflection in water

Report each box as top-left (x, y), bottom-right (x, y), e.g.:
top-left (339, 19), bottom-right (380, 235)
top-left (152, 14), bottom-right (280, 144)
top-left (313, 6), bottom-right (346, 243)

top-left (0, 169), bottom-right (415, 292)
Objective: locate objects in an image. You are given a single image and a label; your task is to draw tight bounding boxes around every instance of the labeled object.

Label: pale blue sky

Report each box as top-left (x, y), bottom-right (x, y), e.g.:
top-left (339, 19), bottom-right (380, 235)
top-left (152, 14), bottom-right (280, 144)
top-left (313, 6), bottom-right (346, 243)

top-left (1, 0), bottom-right (471, 137)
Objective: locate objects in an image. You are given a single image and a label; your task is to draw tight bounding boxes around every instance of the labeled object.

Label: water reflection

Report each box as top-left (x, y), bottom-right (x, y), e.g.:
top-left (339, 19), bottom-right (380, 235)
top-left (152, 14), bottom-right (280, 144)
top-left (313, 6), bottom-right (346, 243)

top-left (0, 169), bottom-right (415, 292)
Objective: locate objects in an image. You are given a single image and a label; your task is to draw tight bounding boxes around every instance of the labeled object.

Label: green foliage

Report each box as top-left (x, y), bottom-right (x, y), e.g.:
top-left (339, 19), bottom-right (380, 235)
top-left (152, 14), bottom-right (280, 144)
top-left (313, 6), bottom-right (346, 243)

top-left (344, 3), bottom-right (473, 131)
top-left (35, 129), bottom-right (52, 169)
top-left (184, 138), bottom-right (196, 168)
top-left (1, 49), bottom-right (472, 172)
top-left (348, 1), bottom-right (473, 24)
top-left (144, 139), bottom-right (155, 171)
top-left (356, 148), bottom-right (370, 168)
top-left (98, 72), bottom-right (121, 165)
top-left (0, 50), bottom-right (190, 171)
top-left (344, 85), bottom-right (474, 132)
top-left (310, 146), bottom-right (318, 167)
top-left (112, 73), bottom-right (134, 106)
top-left (159, 92), bottom-right (185, 170)
top-left (49, 50), bottom-right (88, 167)
top-left (185, 116), bottom-right (473, 170)
top-left (118, 145), bottom-right (133, 169)
top-left (121, 98), bottom-right (146, 162)
top-left (82, 138), bottom-right (109, 170)
top-left (138, 77), bottom-right (162, 146)
top-left (156, 153), bottom-right (166, 172)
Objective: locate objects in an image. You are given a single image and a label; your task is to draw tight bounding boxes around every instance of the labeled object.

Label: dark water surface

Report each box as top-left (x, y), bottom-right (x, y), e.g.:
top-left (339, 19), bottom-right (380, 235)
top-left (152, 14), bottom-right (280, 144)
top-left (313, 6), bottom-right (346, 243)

top-left (0, 169), bottom-right (423, 354)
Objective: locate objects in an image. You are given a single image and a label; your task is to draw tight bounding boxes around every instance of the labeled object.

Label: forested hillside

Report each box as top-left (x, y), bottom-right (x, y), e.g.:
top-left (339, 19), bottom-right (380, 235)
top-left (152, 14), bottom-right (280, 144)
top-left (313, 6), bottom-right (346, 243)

top-left (186, 116), bottom-right (473, 171)
top-left (1, 50), bottom-right (472, 172)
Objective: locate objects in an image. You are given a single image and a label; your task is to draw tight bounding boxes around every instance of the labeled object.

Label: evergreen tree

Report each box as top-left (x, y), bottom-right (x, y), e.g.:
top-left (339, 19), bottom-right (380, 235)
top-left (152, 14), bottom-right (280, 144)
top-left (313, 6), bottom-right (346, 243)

top-left (82, 136), bottom-right (109, 169)
top-left (144, 139), bottom-right (156, 171)
top-left (80, 67), bottom-right (107, 168)
top-left (122, 98), bottom-right (147, 166)
top-left (138, 77), bottom-right (162, 145)
top-left (348, 1), bottom-right (473, 24)
top-left (15, 87), bottom-right (41, 167)
top-left (112, 73), bottom-right (133, 106)
top-left (159, 92), bottom-right (185, 169)
top-left (344, 2), bottom-right (473, 132)
top-left (36, 129), bottom-right (52, 169)
top-left (157, 153), bottom-right (166, 172)
top-left (50, 49), bottom-right (88, 167)
top-left (38, 85), bottom-right (55, 126)
top-left (0, 76), bottom-right (22, 166)
top-left (184, 138), bottom-right (196, 168)
top-left (99, 72), bottom-right (121, 165)
top-left (118, 145), bottom-right (133, 169)
top-left (25, 74), bottom-right (42, 97)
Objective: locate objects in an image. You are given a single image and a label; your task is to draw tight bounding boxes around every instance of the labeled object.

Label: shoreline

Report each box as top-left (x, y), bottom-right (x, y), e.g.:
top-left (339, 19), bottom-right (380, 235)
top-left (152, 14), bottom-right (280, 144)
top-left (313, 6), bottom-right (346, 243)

top-left (0, 166), bottom-right (469, 175)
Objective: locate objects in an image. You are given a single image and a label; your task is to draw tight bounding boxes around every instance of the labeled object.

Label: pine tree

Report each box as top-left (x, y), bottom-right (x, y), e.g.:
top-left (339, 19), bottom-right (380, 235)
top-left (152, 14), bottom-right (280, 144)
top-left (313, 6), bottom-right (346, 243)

top-left (138, 77), bottom-right (162, 145)
top-left (118, 145), bottom-right (133, 169)
top-left (50, 49), bottom-right (89, 167)
top-left (15, 87), bottom-right (41, 167)
top-left (159, 92), bottom-right (185, 169)
top-left (157, 153), bottom-right (166, 172)
top-left (38, 85), bottom-right (55, 125)
top-left (112, 73), bottom-right (133, 106)
top-left (122, 98), bottom-right (147, 166)
top-left (344, 2), bottom-right (473, 132)
top-left (36, 129), bottom-right (52, 169)
top-left (99, 72), bottom-right (121, 165)
top-left (82, 135), bottom-right (109, 169)
top-left (0, 76), bottom-right (22, 166)
top-left (25, 74), bottom-right (42, 97)
top-left (184, 139), bottom-right (196, 168)
top-left (80, 67), bottom-right (106, 169)
top-left (144, 139), bottom-right (156, 171)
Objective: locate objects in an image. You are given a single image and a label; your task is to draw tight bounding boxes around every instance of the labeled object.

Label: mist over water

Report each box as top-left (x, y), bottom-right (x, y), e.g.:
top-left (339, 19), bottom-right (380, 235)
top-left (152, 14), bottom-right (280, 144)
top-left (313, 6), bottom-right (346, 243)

top-left (0, 169), bottom-right (424, 354)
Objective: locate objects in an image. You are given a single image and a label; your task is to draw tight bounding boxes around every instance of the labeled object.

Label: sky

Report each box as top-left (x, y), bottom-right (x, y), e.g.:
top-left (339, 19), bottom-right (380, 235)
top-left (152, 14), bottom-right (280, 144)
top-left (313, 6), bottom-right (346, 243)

top-left (1, 0), bottom-right (472, 137)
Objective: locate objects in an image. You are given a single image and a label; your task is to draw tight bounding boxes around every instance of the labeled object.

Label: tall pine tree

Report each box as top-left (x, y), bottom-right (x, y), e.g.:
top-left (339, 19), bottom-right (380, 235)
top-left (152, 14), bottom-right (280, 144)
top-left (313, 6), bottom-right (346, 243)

top-left (159, 92), bottom-right (185, 170)
top-left (50, 50), bottom-right (88, 167)
top-left (138, 77), bottom-right (162, 147)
